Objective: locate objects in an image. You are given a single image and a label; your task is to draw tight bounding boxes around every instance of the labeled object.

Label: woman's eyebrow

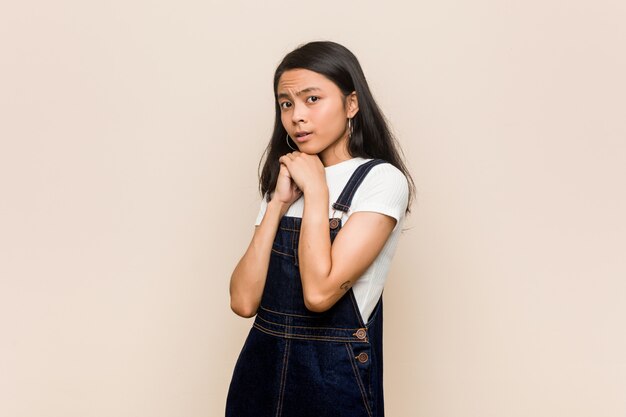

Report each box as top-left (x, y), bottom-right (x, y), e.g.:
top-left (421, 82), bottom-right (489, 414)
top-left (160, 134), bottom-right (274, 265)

top-left (277, 87), bottom-right (322, 99)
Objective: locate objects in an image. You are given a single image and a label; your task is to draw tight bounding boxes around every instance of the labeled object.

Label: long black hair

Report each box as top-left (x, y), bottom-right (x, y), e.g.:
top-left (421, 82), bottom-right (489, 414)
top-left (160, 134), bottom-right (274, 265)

top-left (258, 40), bottom-right (416, 215)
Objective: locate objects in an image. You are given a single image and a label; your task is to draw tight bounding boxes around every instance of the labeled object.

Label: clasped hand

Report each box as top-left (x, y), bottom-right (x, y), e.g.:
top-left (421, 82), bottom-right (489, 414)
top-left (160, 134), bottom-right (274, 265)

top-left (273, 152), bottom-right (326, 205)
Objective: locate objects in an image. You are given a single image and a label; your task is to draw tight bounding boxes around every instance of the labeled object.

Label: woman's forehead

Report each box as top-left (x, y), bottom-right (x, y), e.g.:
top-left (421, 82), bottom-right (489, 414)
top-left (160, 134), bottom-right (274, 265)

top-left (277, 69), bottom-right (335, 94)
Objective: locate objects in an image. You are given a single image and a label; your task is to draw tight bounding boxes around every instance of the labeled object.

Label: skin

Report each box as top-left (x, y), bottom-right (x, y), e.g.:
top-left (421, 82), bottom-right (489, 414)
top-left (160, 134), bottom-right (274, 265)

top-left (229, 68), bottom-right (397, 317)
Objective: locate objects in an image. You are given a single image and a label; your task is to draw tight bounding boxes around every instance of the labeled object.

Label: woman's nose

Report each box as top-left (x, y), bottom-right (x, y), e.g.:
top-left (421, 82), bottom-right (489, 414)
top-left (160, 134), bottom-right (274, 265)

top-left (291, 101), bottom-right (307, 123)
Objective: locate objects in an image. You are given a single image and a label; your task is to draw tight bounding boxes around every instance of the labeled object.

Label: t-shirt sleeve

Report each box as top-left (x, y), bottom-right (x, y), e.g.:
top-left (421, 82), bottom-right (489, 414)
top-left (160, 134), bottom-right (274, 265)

top-left (254, 193), bottom-right (269, 226)
top-left (349, 163), bottom-right (409, 229)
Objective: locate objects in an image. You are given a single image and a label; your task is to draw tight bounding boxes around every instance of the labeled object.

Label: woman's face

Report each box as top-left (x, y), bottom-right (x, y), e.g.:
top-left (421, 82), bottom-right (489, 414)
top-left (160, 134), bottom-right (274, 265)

top-left (276, 68), bottom-right (358, 166)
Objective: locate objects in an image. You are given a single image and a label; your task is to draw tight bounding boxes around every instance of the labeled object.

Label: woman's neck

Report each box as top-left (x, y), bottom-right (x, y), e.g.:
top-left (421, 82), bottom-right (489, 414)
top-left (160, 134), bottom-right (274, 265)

top-left (319, 139), bottom-right (351, 167)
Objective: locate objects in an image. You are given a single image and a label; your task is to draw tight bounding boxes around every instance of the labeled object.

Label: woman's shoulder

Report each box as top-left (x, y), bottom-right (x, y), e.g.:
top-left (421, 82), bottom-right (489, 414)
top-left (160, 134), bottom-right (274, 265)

top-left (363, 160), bottom-right (409, 189)
top-left (349, 160), bottom-right (409, 221)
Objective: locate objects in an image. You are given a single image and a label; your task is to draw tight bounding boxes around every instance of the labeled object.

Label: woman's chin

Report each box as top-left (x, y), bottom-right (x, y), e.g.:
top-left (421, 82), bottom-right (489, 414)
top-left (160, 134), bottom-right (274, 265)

top-left (294, 143), bottom-right (317, 153)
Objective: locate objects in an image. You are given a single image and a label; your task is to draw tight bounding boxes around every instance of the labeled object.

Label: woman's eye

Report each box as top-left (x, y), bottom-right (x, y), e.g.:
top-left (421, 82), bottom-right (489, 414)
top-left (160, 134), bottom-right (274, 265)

top-left (280, 102), bottom-right (291, 109)
top-left (307, 96), bottom-right (319, 103)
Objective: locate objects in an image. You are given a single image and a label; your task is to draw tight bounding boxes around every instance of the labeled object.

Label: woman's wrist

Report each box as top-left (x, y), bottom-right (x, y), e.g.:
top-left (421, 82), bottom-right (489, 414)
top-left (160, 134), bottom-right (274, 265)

top-left (268, 198), bottom-right (290, 218)
top-left (303, 184), bottom-right (328, 200)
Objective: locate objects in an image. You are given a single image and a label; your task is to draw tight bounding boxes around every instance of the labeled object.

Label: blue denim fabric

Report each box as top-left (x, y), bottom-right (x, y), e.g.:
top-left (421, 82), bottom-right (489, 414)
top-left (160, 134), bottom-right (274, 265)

top-left (226, 159), bottom-right (388, 417)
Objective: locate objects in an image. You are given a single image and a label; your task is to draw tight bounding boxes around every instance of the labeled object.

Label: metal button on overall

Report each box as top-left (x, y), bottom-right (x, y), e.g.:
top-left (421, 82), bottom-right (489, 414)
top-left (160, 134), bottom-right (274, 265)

top-left (354, 328), bottom-right (367, 340)
top-left (356, 352), bottom-right (369, 364)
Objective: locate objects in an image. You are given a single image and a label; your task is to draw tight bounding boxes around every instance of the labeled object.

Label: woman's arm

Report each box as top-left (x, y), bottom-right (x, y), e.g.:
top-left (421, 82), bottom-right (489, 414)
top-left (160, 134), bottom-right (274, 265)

top-left (229, 199), bottom-right (289, 317)
top-left (229, 162), bottom-right (302, 318)
top-left (298, 185), bottom-right (397, 312)
top-left (280, 152), bottom-right (397, 312)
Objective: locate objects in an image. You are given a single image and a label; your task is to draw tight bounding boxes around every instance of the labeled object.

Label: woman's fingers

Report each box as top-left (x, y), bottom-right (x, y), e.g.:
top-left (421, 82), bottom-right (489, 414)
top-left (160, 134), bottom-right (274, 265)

top-left (279, 151), bottom-right (304, 172)
top-left (279, 151), bottom-right (300, 164)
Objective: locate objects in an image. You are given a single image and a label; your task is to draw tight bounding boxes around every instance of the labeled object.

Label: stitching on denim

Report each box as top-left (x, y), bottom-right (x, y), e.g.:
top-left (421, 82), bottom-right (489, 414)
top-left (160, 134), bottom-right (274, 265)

top-left (360, 347), bottom-right (374, 412)
top-left (275, 338), bottom-right (290, 417)
top-left (271, 248), bottom-right (294, 257)
top-left (291, 223), bottom-right (297, 266)
top-left (254, 323), bottom-right (364, 342)
top-left (332, 161), bottom-right (368, 211)
top-left (280, 213), bottom-right (346, 232)
top-left (344, 162), bottom-right (373, 201)
top-left (259, 306), bottom-right (322, 318)
top-left (345, 343), bottom-right (374, 417)
top-left (347, 160), bottom-right (386, 208)
top-left (333, 202), bottom-right (350, 209)
top-left (348, 290), bottom-right (367, 330)
top-left (256, 314), bottom-right (364, 332)
top-left (332, 202), bottom-right (350, 211)
top-left (278, 227), bottom-right (301, 232)
top-left (333, 160), bottom-right (379, 212)
top-left (334, 162), bottom-right (371, 210)
top-left (253, 323), bottom-right (369, 343)
top-left (343, 160), bottom-right (385, 209)
top-left (281, 221), bottom-right (337, 233)
top-left (367, 357), bottom-right (374, 413)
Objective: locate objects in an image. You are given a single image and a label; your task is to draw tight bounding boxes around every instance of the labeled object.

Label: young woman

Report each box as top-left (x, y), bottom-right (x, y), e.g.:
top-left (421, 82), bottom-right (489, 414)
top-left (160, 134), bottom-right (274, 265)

top-left (226, 41), bottom-right (415, 417)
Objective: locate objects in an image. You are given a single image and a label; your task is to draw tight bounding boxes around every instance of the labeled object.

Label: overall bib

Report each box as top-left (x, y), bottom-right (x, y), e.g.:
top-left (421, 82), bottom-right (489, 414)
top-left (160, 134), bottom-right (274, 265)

top-left (226, 159), bottom-right (388, 417)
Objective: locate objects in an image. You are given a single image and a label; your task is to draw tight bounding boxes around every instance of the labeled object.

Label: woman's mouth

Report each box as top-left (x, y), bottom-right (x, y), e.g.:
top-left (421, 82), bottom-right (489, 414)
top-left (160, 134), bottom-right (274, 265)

top-left (294, 132), bottom-right (312, 142)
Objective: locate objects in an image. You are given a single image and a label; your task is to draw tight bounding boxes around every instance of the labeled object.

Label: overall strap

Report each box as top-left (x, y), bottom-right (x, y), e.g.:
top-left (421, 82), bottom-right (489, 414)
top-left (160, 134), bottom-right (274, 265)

top-left (332, 158), bottom-right (388, 213)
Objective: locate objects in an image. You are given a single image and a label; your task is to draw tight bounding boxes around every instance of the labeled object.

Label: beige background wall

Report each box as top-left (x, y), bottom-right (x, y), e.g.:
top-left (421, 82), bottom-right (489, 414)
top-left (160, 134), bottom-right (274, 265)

top-left (1, 1), bottom-right (625, 416)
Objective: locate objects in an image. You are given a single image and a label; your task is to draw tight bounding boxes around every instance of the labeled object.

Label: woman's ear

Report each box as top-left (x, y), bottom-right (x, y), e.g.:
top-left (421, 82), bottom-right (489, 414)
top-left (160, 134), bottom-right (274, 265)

top-left (346, 91), bottom-right (359, 118)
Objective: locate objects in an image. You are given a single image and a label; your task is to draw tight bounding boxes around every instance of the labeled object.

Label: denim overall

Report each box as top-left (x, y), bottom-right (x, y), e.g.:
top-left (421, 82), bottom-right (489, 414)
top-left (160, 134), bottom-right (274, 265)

top-left (226, 159), bottom-right (388, 417)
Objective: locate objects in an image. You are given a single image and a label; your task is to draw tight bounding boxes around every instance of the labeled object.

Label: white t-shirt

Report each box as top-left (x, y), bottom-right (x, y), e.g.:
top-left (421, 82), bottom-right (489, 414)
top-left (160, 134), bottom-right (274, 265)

top-left (254, 157), bottom-right (409, 322)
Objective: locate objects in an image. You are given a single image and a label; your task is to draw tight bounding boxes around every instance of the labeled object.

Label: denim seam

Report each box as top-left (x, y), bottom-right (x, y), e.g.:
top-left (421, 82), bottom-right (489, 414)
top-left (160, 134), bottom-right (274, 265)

top-left (343, 161), bottom-right (385, 209)
top-left (334, 162), bottom-right (372, 210)
top-left (256, 314), bottom-right (365, 331)
top-left (259, 306), bottom-right (323, 318)
top-left (291, 220), bottom-right (297, 267)
top-left (345, 343), bottom-right (374, 417)
top-left (343, 164), bottom-right (371, 204)
top-left (332, 160), bottom-right (382, 212)
top-left (332, 202), bottom-right (351, 212)
top-left (253, 323), bottom-right (369, 343)
top-left (271, 248), bottom-right (294, 257)
top-left (281, 223), bottom-right (337, 233)
top-left (274, 338), bottom-right (290, 417)
top-left (278, 227), bottom-right (301, 232)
